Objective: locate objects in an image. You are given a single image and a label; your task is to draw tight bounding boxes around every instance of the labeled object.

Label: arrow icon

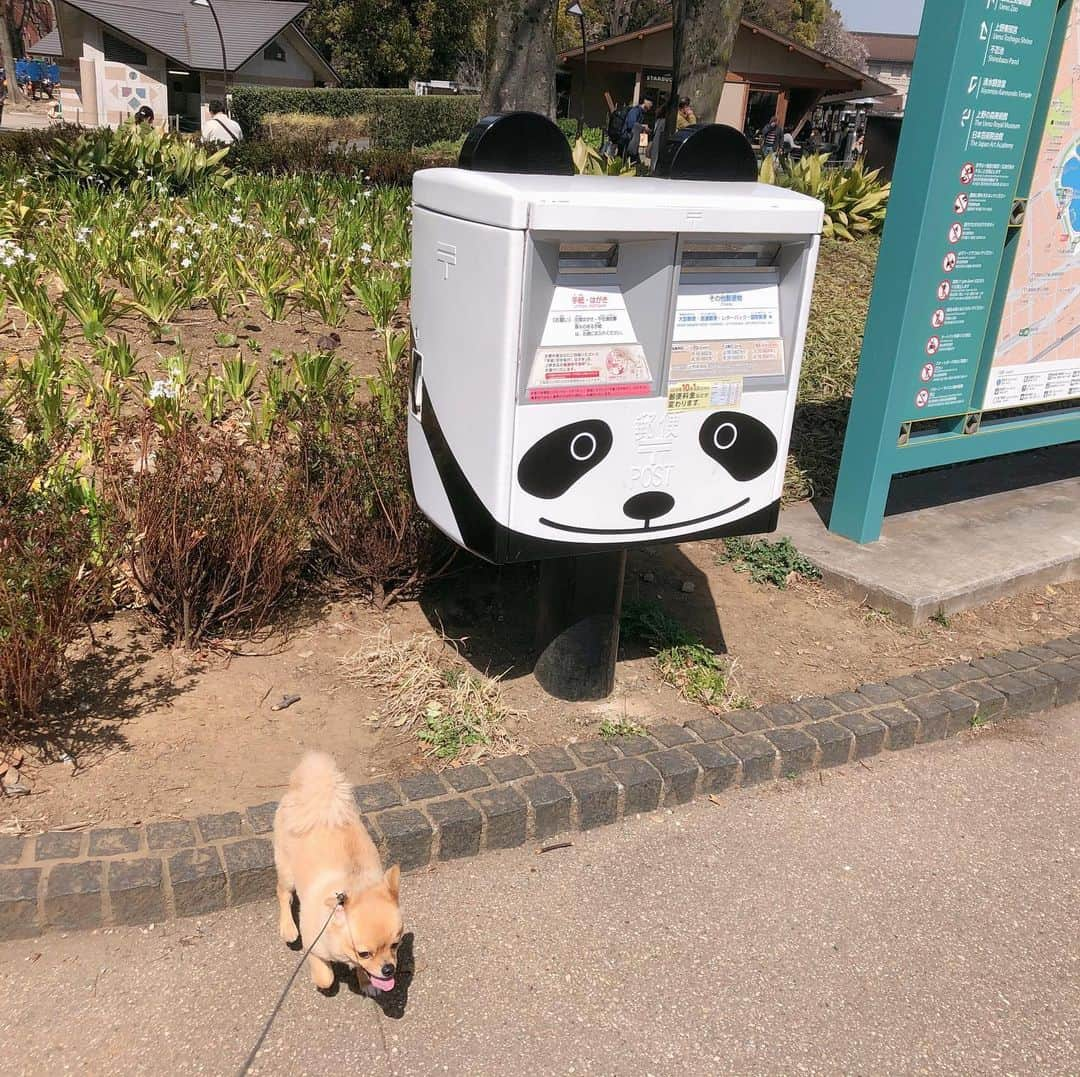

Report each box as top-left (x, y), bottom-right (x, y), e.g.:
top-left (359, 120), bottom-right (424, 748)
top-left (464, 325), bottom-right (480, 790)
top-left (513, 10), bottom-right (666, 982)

top-left (968, 75), bottom-right (979, 94)
top-left (980, 21), bottom-right (990, 41)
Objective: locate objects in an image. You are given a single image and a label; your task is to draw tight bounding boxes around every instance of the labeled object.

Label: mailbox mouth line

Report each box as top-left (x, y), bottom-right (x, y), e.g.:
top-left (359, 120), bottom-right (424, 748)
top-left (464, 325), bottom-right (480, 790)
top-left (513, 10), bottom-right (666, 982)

top-left (539, 498), bottom-right (751, 536)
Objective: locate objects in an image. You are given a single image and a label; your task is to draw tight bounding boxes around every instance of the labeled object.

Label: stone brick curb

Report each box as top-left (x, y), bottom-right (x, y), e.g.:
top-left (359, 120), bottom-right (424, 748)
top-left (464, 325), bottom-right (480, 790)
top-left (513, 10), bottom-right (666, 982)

top-left (3, 634), bottom-right (1079, 940)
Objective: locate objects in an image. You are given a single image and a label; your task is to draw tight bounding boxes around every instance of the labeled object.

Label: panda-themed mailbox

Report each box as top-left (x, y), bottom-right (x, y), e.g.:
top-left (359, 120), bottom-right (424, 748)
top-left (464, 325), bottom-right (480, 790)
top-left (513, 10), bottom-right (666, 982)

top-left (409, 115), bottom-right (823, 700)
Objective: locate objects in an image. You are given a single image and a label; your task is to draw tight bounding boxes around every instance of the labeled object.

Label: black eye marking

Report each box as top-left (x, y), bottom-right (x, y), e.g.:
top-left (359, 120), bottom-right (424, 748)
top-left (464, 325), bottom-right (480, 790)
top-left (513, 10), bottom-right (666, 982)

top-left (699, 411), bottom-right (777, 482)
top-left (518, 420), bottom-right (613, 499)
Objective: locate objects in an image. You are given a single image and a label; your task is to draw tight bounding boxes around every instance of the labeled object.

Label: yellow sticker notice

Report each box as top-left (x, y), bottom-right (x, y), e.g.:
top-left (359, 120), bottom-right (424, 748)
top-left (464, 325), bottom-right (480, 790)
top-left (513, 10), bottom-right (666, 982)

top-left (667, 377), bottom-right (743, 412)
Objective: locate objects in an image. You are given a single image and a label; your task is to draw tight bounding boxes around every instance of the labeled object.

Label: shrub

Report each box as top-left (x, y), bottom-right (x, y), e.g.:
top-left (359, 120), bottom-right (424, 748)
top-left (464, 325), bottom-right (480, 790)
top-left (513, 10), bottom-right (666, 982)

top-left (300, 349), bottom-right (445, 607)
top-left (39, 124), bottom-right (232, 193)
top-left (0, 423), bottom-right (112, 731)
top-left (760, 153), bottom-right (890, 239)
top-left (556, 119), bottom-right (603, 149)
top-left (230, 86), bottom-right (411, 133)
top-left (104, 423), bottom-right (307, 648)
top-left (367, 95), bottom-right (480, 150)
top-left (0, 123), bottom-right (85, 166)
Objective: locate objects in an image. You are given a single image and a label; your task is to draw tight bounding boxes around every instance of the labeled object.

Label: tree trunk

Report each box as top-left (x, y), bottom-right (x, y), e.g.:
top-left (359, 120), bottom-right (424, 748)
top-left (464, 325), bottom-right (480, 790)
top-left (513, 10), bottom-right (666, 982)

top-left (670, 0), bottom-right (744, 128)
top-left (0, 13), bottom-right (25, 106)
top-left (480, 0), bottom-right (556, 117)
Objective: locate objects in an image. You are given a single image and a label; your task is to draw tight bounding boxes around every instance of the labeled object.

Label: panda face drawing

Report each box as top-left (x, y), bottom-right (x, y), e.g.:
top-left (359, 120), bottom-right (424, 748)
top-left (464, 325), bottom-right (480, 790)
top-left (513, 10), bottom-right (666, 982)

top-left (514, 410), bottom-right (779, 537)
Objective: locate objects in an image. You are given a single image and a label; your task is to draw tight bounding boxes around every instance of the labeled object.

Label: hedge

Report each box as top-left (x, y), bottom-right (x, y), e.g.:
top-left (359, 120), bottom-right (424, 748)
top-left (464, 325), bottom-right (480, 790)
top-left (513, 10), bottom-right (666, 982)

top-left (225, 140), bottom-right (457, 183)
top-left (367, 95), bottom-right (480, 151)
top-left (230, 86), bottom-right (412, 134)
top-left (231, 85), bottom-right (481, 151)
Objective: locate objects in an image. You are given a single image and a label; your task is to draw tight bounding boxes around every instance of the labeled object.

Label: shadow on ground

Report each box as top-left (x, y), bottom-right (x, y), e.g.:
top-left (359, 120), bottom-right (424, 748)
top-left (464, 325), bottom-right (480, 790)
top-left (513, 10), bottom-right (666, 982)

top-left (418, 545), bottom-right (725, 678)
top-left (30, 629), bottom-right (193, 768)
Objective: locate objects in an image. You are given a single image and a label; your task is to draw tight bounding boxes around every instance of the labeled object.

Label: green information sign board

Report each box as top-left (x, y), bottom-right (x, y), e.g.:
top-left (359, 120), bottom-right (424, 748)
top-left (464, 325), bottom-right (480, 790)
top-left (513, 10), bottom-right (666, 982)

top-left (831, 0), bottom-right (1080, 543)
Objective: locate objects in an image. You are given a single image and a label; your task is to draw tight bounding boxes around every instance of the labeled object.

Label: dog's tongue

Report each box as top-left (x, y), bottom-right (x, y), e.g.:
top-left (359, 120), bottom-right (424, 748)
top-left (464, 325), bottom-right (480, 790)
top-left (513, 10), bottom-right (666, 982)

top-left (369, 975), bottom-right (395, 992)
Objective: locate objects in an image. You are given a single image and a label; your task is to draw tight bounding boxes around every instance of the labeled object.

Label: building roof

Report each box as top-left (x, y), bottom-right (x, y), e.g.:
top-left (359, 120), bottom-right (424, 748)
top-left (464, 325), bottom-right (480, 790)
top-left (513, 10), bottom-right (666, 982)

top-left (29, 27), bottom-right (60, 55)
top-left (853, 32), bottom-right (918, 65)
top-left (43, 0), bottom-right (317, 73)
top-left (558, 18), bottom-right (894, 97)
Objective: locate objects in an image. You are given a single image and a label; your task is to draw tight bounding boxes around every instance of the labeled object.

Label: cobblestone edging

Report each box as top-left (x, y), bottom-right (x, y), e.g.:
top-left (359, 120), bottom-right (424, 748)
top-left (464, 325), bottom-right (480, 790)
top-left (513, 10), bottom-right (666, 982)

top-left (3, 635), bottom-right (1080, 940)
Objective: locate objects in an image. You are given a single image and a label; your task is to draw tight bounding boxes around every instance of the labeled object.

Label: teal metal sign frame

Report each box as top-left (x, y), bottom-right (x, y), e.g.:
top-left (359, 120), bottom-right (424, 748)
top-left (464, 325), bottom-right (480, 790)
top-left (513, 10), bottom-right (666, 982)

top-left (831, 0), bottom-right (1080, 544)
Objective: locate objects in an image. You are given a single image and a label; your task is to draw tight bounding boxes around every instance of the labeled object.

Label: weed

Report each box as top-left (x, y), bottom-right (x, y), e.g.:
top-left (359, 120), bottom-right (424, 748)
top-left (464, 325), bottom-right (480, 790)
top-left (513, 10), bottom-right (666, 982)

top-left (620, 599), bottom-right (692, 649)
top-left (342, 634), bottom-right (521, 765)
top-left (719, 536), bottom-right (822, 589)
top-left (656, 643), bottom-right (730, 708)
top-left (598, 718), bottom-right (646, 740)
top-left (930, 610), bottom-right (952, 627)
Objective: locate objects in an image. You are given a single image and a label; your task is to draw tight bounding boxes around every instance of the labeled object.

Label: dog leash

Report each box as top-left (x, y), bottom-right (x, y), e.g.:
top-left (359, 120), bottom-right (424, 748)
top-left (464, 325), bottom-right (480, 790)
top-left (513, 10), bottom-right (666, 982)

top-left (236, 892), bottom-right (347, 1077)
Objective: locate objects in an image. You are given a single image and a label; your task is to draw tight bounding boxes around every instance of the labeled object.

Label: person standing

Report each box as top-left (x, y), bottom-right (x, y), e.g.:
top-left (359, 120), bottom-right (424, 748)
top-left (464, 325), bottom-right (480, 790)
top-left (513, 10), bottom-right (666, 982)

top-left (761, 115), bottom-right (780, 155)
top-left (676, 96), bottom-right (697, 130)
top-left (0, 72), bottom-right (7, 128)
top-left (622, 97), bottom-right (653, 163)
top-left (202, 100), bottom-right (243, 144)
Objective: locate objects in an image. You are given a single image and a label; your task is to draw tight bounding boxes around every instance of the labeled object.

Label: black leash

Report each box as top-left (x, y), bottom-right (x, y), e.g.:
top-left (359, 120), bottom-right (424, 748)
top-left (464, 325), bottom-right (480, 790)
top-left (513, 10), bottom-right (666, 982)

top-left (237, 892), bottom-right (346, 1077)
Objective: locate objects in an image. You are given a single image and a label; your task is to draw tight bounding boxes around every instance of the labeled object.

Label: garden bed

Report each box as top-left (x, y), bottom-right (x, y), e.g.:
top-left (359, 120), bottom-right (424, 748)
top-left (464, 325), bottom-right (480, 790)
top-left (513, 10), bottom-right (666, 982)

top-left (6, 555), bottom-right (1079, 834)
top-left (4, 128), bottom-right (1071, 839)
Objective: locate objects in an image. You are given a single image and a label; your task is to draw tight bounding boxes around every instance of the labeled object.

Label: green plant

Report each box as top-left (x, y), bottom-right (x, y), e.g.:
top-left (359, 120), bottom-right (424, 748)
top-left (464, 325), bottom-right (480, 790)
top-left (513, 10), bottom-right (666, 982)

top-left (760, 153), bottom-right (890, 239)
top-left (718, 537), bottom-right (822, 589)
top-left (620, 599), bottom-right (692, 650)
top-left (930, 610), bottom-right (952, 627)
top-left (230, 86), bottom-right (412, 133)
top-left (416, 700), bottom-right (490, 761)
top-left (221, 354), bottom-right (258, 404)
top-left (656, 643), bottom-right (731, 708)
top-left (557, 119), bottom-right (604, 150)
top-left (40, 123), bottom-right (232, 193)
top-left (355, 271), bottom-right (403, 332)
top-left (572, 139), bottom-right (638, 176)
top-left (598, 718), bottom-right (646, 739)
top-left (366, 95), bottom-right (481, 151)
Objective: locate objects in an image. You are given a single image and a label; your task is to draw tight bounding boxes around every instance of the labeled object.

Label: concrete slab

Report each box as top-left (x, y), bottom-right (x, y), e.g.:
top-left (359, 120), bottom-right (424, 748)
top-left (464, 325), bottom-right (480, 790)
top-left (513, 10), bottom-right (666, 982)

top-left (779, 445), bottom-right (1080, 625)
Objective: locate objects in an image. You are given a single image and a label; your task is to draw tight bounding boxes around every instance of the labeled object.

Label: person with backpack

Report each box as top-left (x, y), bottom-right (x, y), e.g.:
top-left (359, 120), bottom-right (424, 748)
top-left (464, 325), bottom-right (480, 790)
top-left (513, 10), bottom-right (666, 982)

top-left (605, 104), bottom-right (630, 156)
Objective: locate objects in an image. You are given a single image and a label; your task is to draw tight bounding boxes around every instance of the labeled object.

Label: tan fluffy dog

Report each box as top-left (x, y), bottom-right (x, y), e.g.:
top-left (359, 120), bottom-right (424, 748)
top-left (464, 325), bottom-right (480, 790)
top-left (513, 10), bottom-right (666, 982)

top-left (273, 752), bottom-right (403, 993)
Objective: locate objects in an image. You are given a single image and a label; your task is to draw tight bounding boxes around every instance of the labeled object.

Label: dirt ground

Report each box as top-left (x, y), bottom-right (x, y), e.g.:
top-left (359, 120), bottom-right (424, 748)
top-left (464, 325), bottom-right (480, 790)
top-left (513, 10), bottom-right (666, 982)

top-left (5, 539), bottom-right (1079, 835)
top-left (2, 300), bottom-right (389, 386)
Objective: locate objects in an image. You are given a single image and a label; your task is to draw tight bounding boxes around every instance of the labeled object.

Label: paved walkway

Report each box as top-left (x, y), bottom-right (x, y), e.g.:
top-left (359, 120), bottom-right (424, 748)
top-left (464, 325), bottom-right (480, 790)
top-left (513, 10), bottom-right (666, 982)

top-left (2, 710), bottom-right (1078, 1076)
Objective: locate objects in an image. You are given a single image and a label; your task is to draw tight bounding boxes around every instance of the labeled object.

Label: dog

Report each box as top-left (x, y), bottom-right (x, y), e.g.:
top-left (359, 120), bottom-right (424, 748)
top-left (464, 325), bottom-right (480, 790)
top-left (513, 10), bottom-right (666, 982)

top-left (273, 752), bottom-right (403, 993)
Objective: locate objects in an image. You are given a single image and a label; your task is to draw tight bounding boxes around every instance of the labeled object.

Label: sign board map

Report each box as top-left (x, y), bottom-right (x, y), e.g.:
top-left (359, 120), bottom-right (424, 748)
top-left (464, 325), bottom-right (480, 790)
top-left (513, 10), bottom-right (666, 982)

top-left (987, 4), bottom-right (1080, 408)
top-left (831, 0), bottom-right (1080, 544)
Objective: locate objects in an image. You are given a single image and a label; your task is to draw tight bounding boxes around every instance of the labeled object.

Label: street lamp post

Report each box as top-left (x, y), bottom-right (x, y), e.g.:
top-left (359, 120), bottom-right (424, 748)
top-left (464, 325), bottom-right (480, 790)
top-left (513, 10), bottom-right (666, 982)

top-left (566, 2), bottom-right (587, 140)
top-left (191, 0), bottom-right (230, 116)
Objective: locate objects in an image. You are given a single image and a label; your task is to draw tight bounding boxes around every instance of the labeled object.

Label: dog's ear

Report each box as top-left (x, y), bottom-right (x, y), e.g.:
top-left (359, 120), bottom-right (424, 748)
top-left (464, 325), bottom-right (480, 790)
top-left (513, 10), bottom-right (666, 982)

top-left (383, 864), bottom-right (400, 900)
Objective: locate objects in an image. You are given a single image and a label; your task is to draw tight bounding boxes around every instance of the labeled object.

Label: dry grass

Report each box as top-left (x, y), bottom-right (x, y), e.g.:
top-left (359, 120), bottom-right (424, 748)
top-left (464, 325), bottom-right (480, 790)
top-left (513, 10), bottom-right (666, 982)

top-left (260, 112), bottom-right (369, 142)
top-left (341, 634), bottom-right (523, 765)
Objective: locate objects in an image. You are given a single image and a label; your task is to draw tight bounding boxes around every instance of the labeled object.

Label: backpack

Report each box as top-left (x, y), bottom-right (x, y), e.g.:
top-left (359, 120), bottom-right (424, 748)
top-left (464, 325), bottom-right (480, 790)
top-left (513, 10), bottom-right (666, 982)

top-left (608, 105), bottom-right (630, 145)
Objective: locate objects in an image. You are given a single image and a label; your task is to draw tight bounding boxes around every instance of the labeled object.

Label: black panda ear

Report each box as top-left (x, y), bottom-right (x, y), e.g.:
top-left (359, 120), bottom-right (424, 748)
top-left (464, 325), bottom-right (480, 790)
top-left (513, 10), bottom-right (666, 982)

top-left (699, 412), bottom-right (777, 481)
top-left (518, 421), bottom-right (613, 499)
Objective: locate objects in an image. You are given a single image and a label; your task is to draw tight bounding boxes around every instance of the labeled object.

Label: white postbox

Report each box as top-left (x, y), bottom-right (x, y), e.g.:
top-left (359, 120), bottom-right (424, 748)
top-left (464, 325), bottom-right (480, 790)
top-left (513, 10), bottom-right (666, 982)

top-left (408, 169), bottom-right (824, 565)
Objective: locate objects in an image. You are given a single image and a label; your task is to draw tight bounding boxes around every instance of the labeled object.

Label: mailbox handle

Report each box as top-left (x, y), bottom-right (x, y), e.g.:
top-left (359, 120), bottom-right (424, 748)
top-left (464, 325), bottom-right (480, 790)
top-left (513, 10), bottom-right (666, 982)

top-left (409, 347), bottom-right (423, 418)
